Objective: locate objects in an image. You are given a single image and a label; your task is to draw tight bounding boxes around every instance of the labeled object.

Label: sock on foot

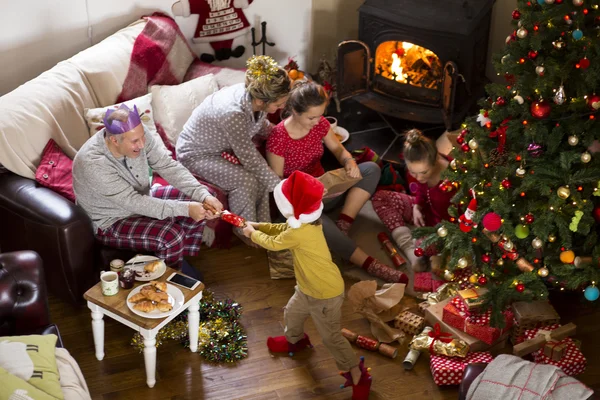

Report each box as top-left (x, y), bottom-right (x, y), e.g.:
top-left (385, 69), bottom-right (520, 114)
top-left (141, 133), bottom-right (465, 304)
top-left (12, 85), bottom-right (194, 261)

top-left (336, 213), bottom-right (355, 236)
top-left (267, 333), bottom-right (311, 355)
top-left (340, 356), bottom-right (372, 400)
top-left (361, 256), bottom-right (408, 284)
top-left (392, 226), bottom-right (426, 271)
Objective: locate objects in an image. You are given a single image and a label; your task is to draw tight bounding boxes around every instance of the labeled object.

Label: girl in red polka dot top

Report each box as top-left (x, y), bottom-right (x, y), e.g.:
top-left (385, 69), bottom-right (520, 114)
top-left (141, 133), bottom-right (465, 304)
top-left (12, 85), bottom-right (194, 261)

top-left (265, 81), bottom-right (408, 285)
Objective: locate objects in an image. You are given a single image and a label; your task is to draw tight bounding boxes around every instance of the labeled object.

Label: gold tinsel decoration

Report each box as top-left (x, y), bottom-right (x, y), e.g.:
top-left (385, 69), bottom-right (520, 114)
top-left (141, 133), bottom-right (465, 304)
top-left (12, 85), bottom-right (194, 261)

top-left (131, 320), bottom-right (188, 349)
top-left (246, 55), bottom-right (279, 84)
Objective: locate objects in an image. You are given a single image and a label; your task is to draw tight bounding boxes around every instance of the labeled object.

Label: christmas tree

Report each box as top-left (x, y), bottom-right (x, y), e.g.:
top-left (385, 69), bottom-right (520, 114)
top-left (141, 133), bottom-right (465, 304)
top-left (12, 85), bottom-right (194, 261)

top-left (414, 0), bottom-right (600, 327)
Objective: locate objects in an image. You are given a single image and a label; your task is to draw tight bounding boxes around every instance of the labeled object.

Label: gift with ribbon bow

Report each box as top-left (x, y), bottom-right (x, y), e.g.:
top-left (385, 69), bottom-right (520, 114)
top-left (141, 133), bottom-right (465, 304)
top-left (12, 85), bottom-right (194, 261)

top-left (430, 351), bottom-right (493, 386)
top-left (409, 324), bottom-right (469, 357)
top-left (513, 323), bottom-right (576, 357)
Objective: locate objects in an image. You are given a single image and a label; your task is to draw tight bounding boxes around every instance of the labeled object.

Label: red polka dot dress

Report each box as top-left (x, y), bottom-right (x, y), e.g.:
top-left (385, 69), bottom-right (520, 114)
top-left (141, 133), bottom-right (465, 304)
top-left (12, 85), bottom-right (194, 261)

top-left (267, 116), bottom-right (330, 178)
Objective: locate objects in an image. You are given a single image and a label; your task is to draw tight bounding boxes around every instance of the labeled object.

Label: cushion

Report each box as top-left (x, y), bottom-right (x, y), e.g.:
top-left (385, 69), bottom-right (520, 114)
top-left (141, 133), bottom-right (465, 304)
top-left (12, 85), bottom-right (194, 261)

top-left (0, 335), bottom-right (63, 399)
top-left (35, 139), bottom-right (75, 202)
top-left (0, 366), bottom-right (57, 400)
top-left (150, 74), bottom-right (218, 145)
top-left (84, 93), bottom-right (156, 138)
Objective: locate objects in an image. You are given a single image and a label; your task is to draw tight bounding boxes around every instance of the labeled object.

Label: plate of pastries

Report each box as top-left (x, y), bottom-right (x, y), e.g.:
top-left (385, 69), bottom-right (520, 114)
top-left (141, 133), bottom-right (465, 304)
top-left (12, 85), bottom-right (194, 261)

top-left (125, 255), bottom-right (167, 281)
top-left (126, 281), bottom-right (184, 318)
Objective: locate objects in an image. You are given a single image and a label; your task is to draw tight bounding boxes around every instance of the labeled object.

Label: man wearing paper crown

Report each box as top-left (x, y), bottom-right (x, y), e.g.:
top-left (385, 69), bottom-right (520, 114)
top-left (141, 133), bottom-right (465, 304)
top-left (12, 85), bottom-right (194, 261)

top-left (73, 104), bottom-right (223, 270)
top-left (241, 170), bottom-right (373, 399)
top-left (459, 198), bottom-right (478, 233)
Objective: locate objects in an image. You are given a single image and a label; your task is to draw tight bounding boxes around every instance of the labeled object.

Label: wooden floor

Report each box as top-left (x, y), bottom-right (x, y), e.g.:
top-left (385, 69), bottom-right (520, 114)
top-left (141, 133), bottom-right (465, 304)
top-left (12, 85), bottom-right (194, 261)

top-left (50, 243), bottom-right (600, 400)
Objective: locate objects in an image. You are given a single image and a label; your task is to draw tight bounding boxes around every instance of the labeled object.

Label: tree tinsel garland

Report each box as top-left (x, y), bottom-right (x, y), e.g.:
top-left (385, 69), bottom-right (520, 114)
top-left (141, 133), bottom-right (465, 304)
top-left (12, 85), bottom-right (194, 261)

top-left (131, 290), bottom-right (248, 363)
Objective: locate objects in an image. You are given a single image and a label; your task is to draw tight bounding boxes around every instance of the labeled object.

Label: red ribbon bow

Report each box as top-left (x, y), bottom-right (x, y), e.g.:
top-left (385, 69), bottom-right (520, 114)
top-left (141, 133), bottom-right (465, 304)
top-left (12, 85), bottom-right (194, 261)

top-left (489, 118), bottom-right (511, 153)
top-left (428, 323), bottom-right (453, 353)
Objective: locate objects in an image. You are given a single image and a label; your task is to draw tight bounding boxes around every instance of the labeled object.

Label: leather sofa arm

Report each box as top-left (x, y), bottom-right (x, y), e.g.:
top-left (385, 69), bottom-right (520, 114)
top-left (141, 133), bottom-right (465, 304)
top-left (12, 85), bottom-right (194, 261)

top-left (0, 251), bottom-right (51, 335)
top-left (0, 172), bottom-right (96, 304)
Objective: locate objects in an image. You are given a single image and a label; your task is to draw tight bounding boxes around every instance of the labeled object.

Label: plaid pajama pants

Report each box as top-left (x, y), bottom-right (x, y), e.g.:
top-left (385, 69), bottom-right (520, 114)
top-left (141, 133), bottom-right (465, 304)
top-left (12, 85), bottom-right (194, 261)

top-left (96, 185), bottom-right (205, 267)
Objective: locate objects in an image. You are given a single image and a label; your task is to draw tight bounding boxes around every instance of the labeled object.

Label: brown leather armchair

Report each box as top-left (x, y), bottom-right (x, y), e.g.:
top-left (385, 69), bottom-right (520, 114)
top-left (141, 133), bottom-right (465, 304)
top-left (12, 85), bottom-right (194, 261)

top-left (0, 172), bottom-right (137, 305)
top-left (0, 250), bottom-right (63, 347)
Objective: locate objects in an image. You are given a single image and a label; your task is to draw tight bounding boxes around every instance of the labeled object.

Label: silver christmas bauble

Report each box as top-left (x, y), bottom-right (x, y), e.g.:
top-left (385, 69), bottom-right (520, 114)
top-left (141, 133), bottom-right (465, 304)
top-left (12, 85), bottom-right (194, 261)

top-left (535, 66), bottom-right (545, 76)
top-left (457, 257), bottom-right (469, 269)
top-left (554, 86), bottom-right (566, 105)
top-left (437, 226), bottom-right (449, 238)
top-left (468, 139), bottom-right (479, 150)
top-left (504, 241), bottom-right (514, 251)
top-left (501, 54), bottom-right (510, 64)
top-left (517, 28), bottom-right (528, 39)
top-left (538, 267), bottom-right (549, 277)
top-left (568, 135), bottom-right (579, 146)
top-left (516, 167), bottom-right (526, 177)
top-left (450, 159), bottom-right (458, 170)
top-left (582, 152), bottom-right (592, 163)
top-left (532, 237), bottom-right (543, 249)
top-left (573, 0), bottom-right (584, 5)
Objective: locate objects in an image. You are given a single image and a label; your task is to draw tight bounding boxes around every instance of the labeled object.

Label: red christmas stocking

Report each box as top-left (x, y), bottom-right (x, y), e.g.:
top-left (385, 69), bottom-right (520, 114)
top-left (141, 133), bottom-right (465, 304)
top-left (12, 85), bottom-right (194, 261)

top-left (340, 356), bottom-right (372, 400)
top-left (267, 333), bottom-right (312, 356)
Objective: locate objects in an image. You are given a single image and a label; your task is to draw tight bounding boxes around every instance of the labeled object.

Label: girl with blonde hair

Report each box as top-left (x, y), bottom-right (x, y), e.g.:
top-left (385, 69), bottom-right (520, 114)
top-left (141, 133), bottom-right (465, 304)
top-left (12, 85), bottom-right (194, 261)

top-left (177, 56), bottom-right (291, 242)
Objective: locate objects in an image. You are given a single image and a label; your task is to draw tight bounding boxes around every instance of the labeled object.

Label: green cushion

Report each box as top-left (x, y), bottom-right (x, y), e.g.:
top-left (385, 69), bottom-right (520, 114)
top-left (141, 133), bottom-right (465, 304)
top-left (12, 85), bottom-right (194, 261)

top-left (0, 366), bottom-right (58, 400)
top-left (0, 335), bottom-right (63, 399)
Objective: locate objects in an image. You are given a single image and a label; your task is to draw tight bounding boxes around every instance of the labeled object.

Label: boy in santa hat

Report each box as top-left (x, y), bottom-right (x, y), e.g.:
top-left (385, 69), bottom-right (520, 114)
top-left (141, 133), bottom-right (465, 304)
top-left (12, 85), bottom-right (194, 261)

top-left (242, 170), bottom-right (373, 399)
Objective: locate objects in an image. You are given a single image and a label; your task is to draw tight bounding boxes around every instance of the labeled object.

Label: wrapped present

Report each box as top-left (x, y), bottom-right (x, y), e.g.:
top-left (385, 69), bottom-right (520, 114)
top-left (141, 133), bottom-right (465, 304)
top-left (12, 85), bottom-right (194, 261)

top-left (430, 352), bottom-right (493, 386)
top-left (431, 279), bottom-right (445, 292)
top-left (425, 296), bottom-right (508, 352)
top-left (414, 272), bottom-right (433, 292)
top-left (443, 296), bottom-right (513, 345)
top-left (452, 268), bottom-right (475, 290)
top-left (511, 300), bottom-right (560, 344)
top-left (520, 324), bottom-right (585, 376)
top-left (409, 324), bottom-right (469, 357)
top-left (458, 288), bottom-right (487, 311)
top-left (394, 311), bottom-right (425, 335)
top-left (418, 301), bottom-right (430, 313)
top-left (543, 340), bottom-right (568, 361)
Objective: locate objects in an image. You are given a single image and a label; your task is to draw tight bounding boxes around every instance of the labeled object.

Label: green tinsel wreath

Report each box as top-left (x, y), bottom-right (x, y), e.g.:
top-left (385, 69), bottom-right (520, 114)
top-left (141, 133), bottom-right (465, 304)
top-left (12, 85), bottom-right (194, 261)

top-left (131, 290), bottom-right (248, 363)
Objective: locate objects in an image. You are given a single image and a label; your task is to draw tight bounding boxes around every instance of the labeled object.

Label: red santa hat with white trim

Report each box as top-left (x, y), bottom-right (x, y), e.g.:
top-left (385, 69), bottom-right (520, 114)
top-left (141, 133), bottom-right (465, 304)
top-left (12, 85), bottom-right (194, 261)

top-left (273, 170), bottom-right (324, 228)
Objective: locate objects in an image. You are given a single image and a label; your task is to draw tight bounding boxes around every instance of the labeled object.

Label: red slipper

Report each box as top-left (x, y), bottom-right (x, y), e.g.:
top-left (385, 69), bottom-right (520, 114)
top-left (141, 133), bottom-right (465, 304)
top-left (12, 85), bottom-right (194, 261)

top-left (266, 333), bottom-right (312, 356)
top-left (340, 356), bottom-right (372, 400)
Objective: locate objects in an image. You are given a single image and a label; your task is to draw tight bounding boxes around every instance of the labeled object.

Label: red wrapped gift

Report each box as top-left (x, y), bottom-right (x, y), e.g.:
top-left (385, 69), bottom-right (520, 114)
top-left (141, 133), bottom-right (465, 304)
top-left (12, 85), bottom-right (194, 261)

top-left (414, 272), bottom-right (433, 292)
top-left (432, 279), bottom-right (446, 292)
top-left (452, 268), bottom-right (475, 290)
top-left (443, 296), bottom-right (513, 345)
top-left (523, 325), bottom-right (586, 376)
top-left (430, 352), bottom-right (493, 386)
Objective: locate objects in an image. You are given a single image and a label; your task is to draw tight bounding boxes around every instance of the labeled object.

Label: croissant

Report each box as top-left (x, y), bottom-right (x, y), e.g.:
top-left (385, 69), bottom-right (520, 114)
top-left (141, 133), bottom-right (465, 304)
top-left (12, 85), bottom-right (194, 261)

top-left (144, 260), bottom-right (162, 273)
top-left (156, 300), bottom-right (173, 312)
top-left (151, 281), bottom-right (168, 293)
top-left (145, 290), bottom-right (169, 302)
top-left (128, 293), bottom-right (148, 303)
top-left (140, 286), bottom-right (155, 297)
top-left (133, 301), bottom-right (156, 313)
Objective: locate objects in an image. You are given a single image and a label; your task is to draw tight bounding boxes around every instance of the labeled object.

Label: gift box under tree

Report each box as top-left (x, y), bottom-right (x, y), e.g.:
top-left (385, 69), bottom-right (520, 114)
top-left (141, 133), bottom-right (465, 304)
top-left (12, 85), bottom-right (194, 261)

top-left (522, 324), bottom-right (586, 376)
top-left (430, 352), bottom-right (493, 386)
top-left (511, 300), bottom-right (560, 344)
top-left (414, 272), bottom-right (446, 292)
top-left (443, 296), bottom-right (513, 345)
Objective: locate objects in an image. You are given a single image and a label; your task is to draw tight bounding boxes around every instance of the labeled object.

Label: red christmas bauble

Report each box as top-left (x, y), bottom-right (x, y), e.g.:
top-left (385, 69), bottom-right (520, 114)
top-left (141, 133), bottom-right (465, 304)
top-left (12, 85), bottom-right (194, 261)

top-left (525, 213), bottom-right (535, 224)
top-left (512, 9), bottom-right (521, 20)
top-left (478, 276), bottom-right (488, 285)
top-left (516, 283), bottom-right (525, 293)
top-left (593, 204), bottom-right (600, 223)
top-left (496, 97), bottom-right (506, 106)
top-left (580, 58), bottom-right (590, 69)
top-left (461, 143), bottom-right (470, 152)
top-left (528, 50), bottom-right (538, 60)
top-left (588, 95), bottom-right (600, 111)
top-left (482, 212), bottom-right (502, 231)
top-left (530, 100), bottom-right (551, 119)
top-left (461, 129), bottom-right (469, 137)
top-left (457, 136), bottom-right (465, 145)
top-left (501, 179), bottom-right (512, 189)
top-left (482, 254), bottom-right (491, 263)
top-left (414, 248), bottom-right (425, 257)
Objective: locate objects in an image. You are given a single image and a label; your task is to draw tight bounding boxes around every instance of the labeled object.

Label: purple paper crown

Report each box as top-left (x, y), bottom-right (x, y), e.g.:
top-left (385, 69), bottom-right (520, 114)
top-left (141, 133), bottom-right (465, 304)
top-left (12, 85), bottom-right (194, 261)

top-left (103, 104), bottom-right (142, 134)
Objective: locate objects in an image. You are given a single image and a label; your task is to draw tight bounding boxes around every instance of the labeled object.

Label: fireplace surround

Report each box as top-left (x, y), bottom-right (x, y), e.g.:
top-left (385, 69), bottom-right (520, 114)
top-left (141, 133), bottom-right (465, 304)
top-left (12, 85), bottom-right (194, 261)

top-left (338, 0), bottom-right (496, 129)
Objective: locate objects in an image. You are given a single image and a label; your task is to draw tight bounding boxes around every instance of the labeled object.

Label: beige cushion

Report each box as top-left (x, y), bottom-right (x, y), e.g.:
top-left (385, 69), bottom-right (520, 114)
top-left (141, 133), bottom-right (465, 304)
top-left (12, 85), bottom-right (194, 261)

top-left (66, 19), bottom-right (146, 107)
top-left (150, 74), bottom-right (218, 145)
top-left (0, 62), bottom-right (96, 179)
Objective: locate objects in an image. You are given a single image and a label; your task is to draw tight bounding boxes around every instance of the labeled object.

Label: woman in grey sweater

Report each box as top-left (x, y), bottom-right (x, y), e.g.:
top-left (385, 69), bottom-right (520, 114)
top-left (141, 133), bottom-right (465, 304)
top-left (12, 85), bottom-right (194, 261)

top-left (176, 56), bottom-right (290, 241)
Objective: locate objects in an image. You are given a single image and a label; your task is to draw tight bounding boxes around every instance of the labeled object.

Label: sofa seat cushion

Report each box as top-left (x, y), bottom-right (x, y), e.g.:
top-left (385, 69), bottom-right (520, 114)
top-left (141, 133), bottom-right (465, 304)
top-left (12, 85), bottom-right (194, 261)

top-left (35, 139), bottom-right (75, 202)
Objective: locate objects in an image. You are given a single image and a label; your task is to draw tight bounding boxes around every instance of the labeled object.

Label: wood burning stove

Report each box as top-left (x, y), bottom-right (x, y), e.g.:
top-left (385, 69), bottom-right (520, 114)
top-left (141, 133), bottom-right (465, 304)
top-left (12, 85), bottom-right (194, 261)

top-left (338, 0), bottom-right (496, 129)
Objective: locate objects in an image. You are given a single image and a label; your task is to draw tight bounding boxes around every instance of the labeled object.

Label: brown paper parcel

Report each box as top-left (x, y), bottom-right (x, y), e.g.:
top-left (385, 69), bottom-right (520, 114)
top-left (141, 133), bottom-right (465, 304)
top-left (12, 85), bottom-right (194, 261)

top-left (347, 280), bottom-right (406, 343)
top-left (318, 167), bottom-right (362, 199)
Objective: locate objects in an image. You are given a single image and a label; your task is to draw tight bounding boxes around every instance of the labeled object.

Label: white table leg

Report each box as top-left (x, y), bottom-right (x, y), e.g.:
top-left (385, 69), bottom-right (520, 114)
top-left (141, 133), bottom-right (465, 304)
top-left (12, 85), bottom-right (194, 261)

top-left (188, 302), bottom-right (200, 353)
top-left (142, 333), bottom-right (157, 388)
top-left (90, 306), bottom-right (105, 361)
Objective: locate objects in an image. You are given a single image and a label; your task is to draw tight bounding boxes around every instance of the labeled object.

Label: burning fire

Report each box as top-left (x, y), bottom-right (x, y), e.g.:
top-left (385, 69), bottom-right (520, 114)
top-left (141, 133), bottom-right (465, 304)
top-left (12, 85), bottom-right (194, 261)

top-left (390, 42), bottom-right (414, 83)
top-left (375, 41), bottom-right (442, 90)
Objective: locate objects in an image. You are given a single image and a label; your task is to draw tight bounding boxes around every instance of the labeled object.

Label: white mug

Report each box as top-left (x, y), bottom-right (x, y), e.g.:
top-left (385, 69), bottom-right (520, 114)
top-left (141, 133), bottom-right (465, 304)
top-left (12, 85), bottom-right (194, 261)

top-left (325, 116), bottom-right (338, 133)
top-left (100, 271), bottom-right (119, 296)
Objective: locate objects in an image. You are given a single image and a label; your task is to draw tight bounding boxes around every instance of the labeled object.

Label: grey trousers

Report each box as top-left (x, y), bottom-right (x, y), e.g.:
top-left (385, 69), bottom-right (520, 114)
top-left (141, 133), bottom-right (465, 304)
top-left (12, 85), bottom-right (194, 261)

top-left (284, 286), bottom-right (357, 371)
top-left (322, 161), bottom-right (381, 260)
top-left (178, 155), bottom-right (271, 222)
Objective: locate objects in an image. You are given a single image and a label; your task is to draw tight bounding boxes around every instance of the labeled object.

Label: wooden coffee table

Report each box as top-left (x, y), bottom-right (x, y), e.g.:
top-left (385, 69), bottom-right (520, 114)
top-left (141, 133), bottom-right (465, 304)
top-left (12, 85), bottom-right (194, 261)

top-left (83, 267), bottom-right (204, 388)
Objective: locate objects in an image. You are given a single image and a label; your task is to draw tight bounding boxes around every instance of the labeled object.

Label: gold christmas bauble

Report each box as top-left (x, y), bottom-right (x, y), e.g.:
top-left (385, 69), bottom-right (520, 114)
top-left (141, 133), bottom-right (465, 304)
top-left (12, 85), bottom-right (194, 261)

top-left (457, 257), bottom-right (469, 269)
top-left (444, 270), bottom-right (455, 281)
top-left (437, 226), bottom-right (449, 238)
top-left (538, 267), bottom-right (549, 277)
top-left (568, 135), bottom-right (579, 146)
top-left (532, 237), bottom-right (543, 249)
top-left (581, 152), bottom-right (592, 163)
top-left (548, 234), bottom-right (556, 243)
top-left (517, 28), bottom-right (528, 39)
top-left (450, 159), bottom-right (457, 170)
top-left (557, 186), bottom-right (570, 199)
top-left (497, 259), bottom-right (505, 266)
top-left (468, 139), bottom-right (479, 150)
top-left (535, 66), bottom-right (545, 76)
